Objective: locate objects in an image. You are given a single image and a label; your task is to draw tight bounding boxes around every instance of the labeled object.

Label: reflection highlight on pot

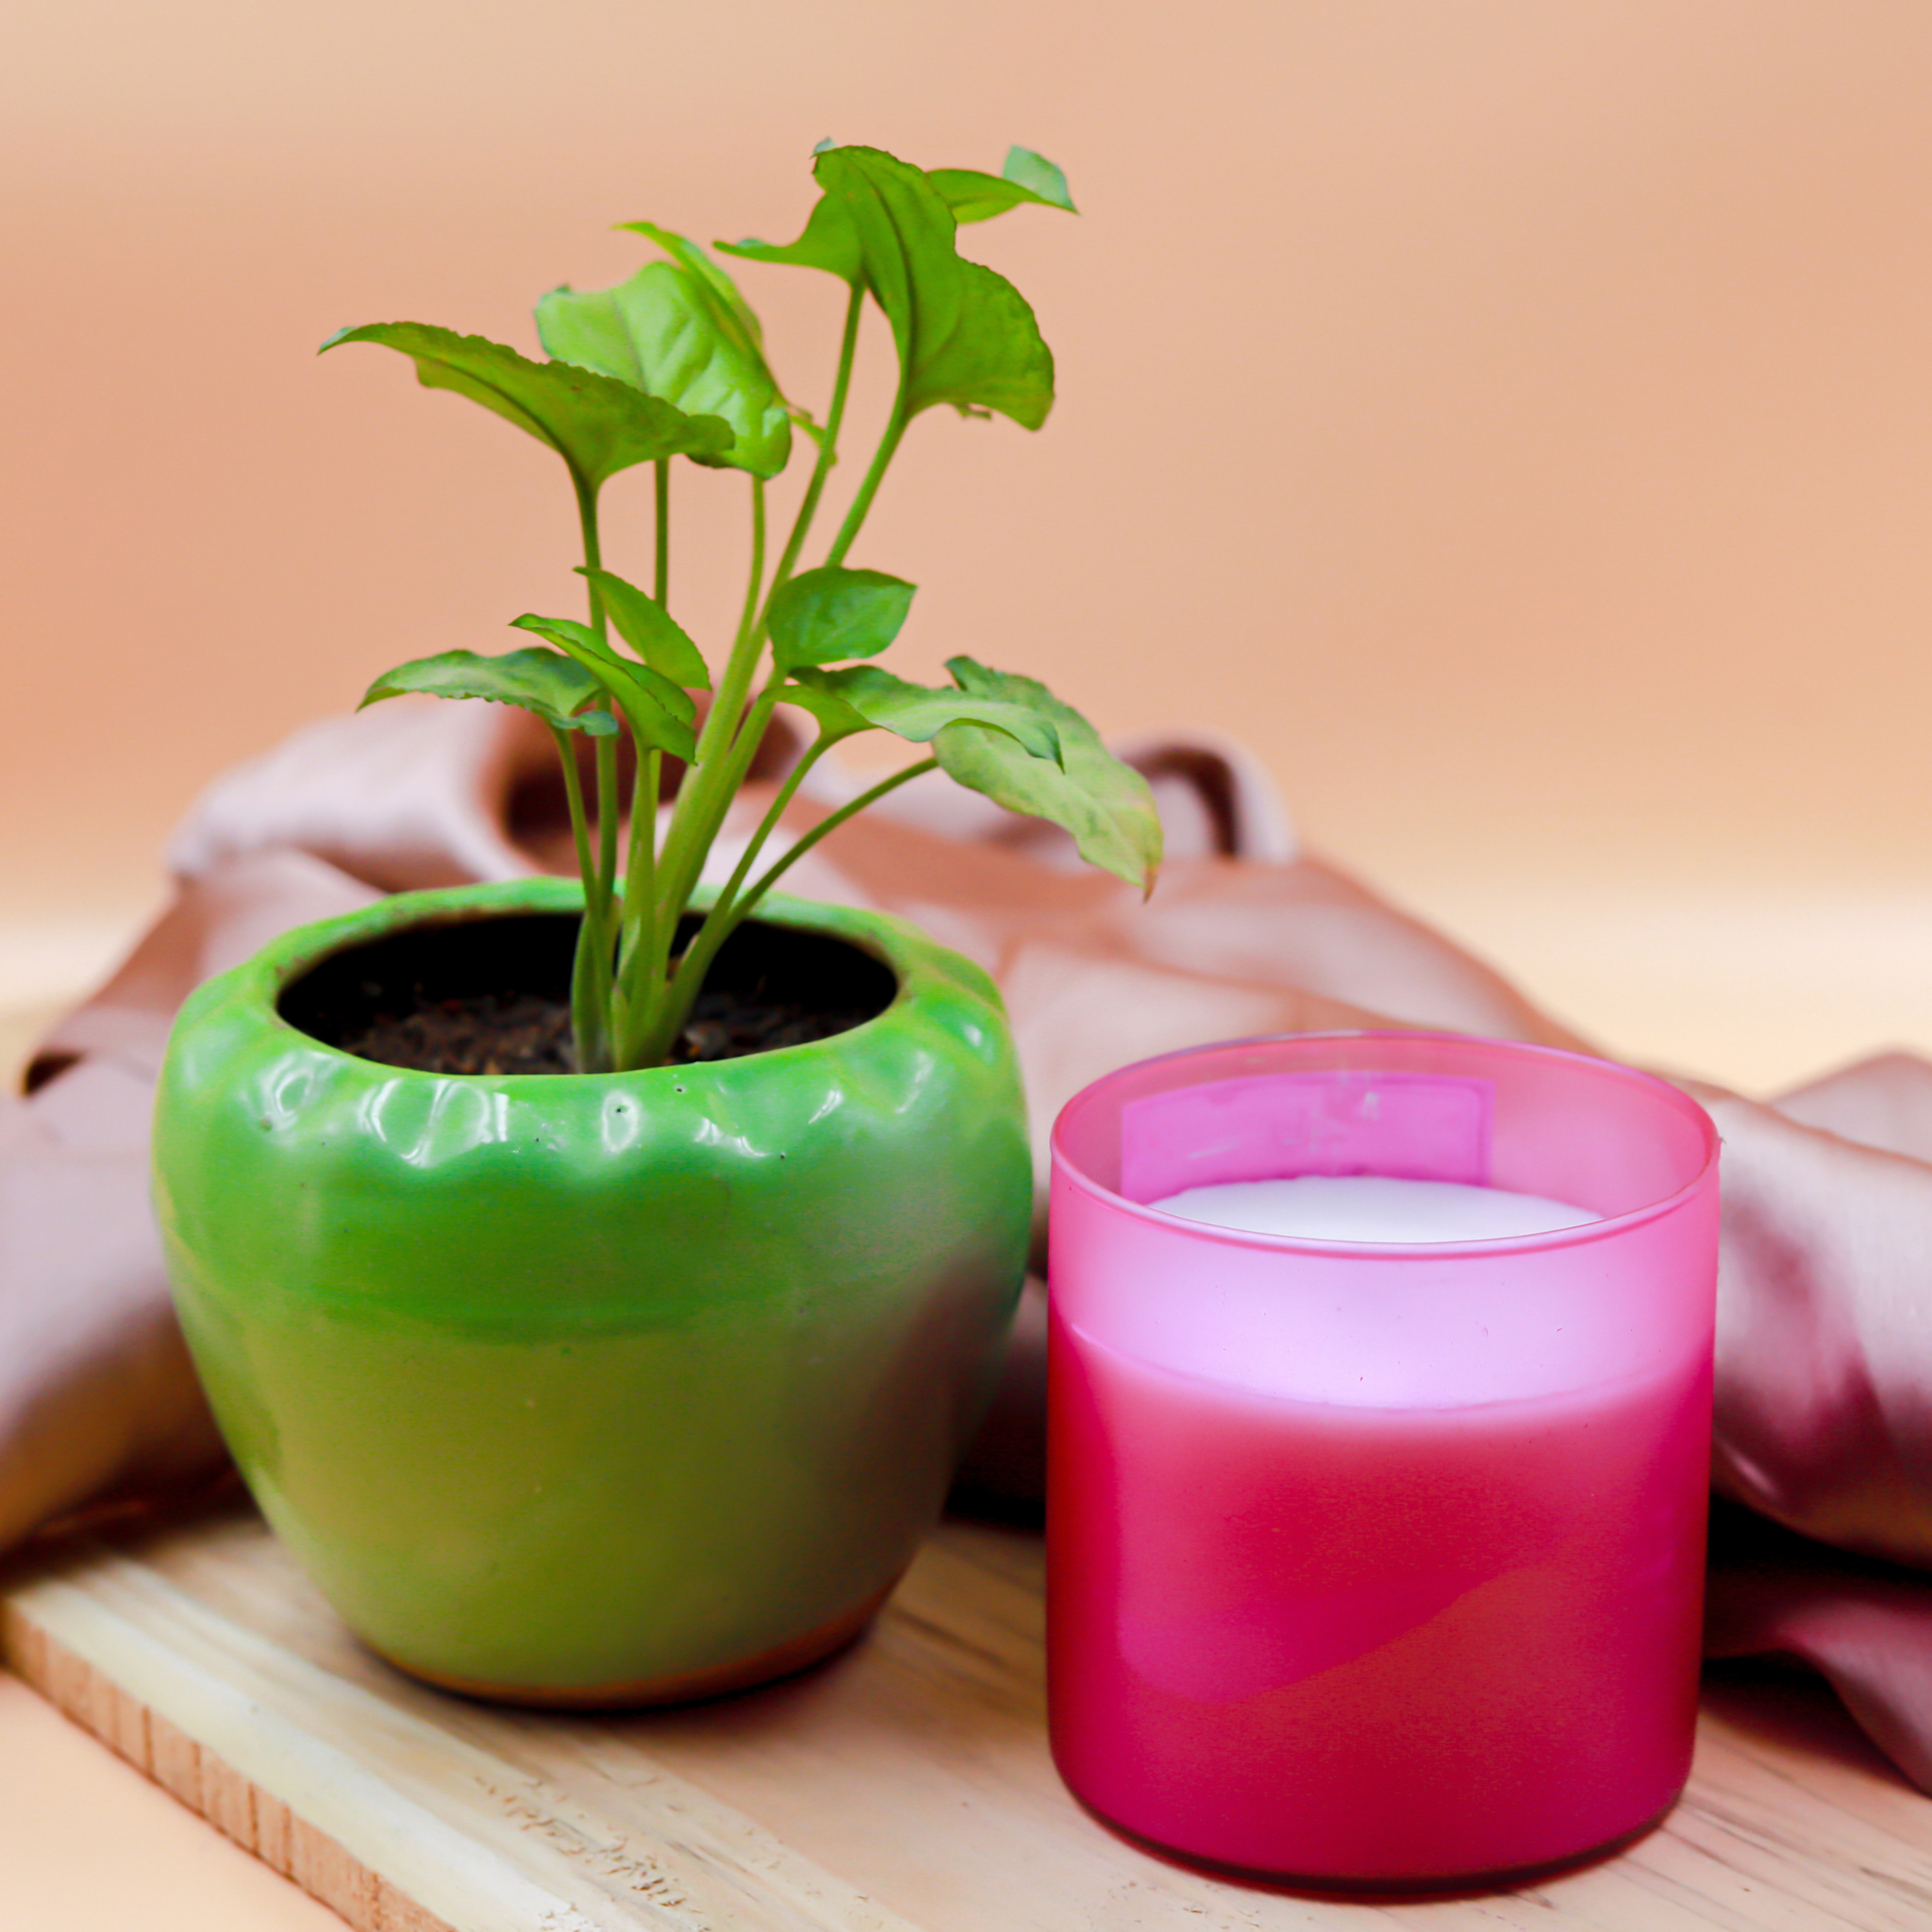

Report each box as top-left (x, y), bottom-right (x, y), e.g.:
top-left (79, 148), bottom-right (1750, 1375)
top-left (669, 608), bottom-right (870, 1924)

top-left (258, 1052), bottom-right (320, 1129)
top-left (600, 1091), bottom-right (642, 1154)
top-left (358, 1074), bottom-right (515, 1168)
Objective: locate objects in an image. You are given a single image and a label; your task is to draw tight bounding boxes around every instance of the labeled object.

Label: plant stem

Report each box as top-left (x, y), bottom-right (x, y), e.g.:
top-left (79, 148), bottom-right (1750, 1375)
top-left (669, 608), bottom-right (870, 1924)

top-left (705, 726), bottom-right (832, 928)
top-left (626, 752), bottom-right (937, 1070)
top-left (612, 742), bottom-right (661, 1070)
top-left (572, 474), bottom-right (620, 908)
top-left (658, 683), bottom-right (781, 941)
top-left (653, 459), bottom-right (670, 603)
top-left (676, 475), bottom-right (768, 786)
top-left (652, 473), bottom-right (768, 937)
top-left (620, 290), bottom-right (910, 1068)
top-left (560, 469), bottom-right (622, 1071)
top-left (609, 458), bottom-right (672, 1067)
top-left (641, 726), bottom-right (832, 1058)
top-left (547, 724), bottom-right (612, 1073)
top-left (550, 725), bottom-right (600, 896)
top-left (732, 469), bottom-right (767, 667)
top-left (823, 394), bottom-right (908, 569)
top-left (626, 683), bottom-right (779, 1068)
top-left (764, 282), bottom-right (864, 605)
top-left (738, 754), bottom-right (935, 908)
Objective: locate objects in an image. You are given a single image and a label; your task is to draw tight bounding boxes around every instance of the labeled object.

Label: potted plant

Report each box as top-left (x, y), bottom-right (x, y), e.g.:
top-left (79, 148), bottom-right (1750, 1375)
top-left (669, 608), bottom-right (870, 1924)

top-left (151, 142), bottom-right (1160, 1705)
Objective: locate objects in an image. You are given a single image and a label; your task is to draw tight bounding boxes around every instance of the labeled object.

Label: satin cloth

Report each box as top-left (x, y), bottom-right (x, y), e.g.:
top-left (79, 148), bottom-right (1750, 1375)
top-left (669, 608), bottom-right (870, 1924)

top-left (9, 702), bottom-right (1932, 1789)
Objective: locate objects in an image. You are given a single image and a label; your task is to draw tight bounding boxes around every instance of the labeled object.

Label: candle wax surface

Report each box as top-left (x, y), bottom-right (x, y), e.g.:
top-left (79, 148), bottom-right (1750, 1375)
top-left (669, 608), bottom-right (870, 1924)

top-left (1149, 1174), bottom-right (1595, 1242)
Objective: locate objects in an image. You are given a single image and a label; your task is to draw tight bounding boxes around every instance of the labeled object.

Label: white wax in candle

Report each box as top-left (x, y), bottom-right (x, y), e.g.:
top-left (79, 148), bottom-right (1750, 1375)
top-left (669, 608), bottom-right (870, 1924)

top-left (1149, 1174), bottom-right (1594, 1242)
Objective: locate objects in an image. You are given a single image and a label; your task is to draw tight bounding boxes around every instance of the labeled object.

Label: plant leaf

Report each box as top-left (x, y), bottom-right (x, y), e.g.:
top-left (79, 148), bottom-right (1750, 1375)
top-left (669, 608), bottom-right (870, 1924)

top-left (717, 190), bottom-right (863, 285)
top-left (575, 566), bottom-right (710, 690)
top-left (766, 566), bottom-right (916, 670)
top-left (508, 614), bottom-right (696, 725)
top-left (928, 147), bottom-right (1076, 224)
top-left (1001, 146), bottom-right (1076, 211)
top-left (358, 648), bottom-right (620, 735)
top-left (931, 657), bottom-right (1162, 892)
top-left (320, 323), bottom-right (733, 489)
top-left (509, 614), bottom-right (698, 763)
top-left (810, 146), bottom-right (1056, 429)
top-left (772, 681), bottom-right (873, 743)
top-left (791, 665), bottom-right (1060, 762)
top-left (536, 252), bottom-right (790, 479)
top-left (810, 146), bottom-right (951, 381)
top-left (910, 259), bottom-right (1056, 429)
top-left (622, 222), bottom-right (771, 353)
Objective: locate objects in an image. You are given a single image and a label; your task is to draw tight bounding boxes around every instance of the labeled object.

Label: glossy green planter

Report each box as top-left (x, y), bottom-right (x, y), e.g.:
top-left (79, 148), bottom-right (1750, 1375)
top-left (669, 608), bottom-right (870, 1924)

top-left (153, 879), bottom-right (1030, 1703)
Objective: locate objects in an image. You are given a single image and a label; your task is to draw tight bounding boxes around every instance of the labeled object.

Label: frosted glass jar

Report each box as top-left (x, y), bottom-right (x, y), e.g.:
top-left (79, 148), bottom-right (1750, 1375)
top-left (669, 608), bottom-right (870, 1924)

top-left (1047, 1030), bottom-right (1720, 1889)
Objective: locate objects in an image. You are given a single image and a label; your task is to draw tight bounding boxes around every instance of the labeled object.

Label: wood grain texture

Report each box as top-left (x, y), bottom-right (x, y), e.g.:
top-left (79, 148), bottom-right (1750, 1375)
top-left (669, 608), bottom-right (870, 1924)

top-left (6, 1506), bottom-right (1932, 1931)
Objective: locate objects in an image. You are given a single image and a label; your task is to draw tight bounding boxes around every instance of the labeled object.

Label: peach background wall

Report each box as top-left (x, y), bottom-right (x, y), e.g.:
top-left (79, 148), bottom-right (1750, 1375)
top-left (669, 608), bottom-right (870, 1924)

top-left (8, 0), bottom-right (1932, 1086)
top-left (8, 15), bottom-right (1930, 1918)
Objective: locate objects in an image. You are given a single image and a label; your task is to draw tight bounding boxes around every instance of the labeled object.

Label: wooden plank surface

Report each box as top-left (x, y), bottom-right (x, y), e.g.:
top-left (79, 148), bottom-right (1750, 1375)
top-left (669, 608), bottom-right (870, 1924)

top-left (5, 1504), bottom-right (1932, 1931)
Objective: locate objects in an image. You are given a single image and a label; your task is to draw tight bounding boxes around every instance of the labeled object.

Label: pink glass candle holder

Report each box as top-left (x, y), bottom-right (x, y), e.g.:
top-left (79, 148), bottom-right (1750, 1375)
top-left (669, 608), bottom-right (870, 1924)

top-left (1047, 1031), bottom-right (1720, 1890)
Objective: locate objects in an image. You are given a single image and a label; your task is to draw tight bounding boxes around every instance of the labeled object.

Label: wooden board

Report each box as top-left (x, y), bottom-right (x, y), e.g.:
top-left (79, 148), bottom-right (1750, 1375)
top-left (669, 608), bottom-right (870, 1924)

top-left (6, 1505), bottom-right (1932, 1932)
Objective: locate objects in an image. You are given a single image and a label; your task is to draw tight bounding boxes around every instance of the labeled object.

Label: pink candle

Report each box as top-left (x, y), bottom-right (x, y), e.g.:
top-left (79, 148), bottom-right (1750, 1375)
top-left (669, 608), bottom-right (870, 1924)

top-left (1047, 1034), bottom-right (1720, 1889)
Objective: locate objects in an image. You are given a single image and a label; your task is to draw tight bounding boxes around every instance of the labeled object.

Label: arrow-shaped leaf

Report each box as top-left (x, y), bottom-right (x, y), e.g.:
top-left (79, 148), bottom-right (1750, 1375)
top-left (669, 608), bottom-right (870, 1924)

top-left (928, 146), bottom-right (1077, 224)
top-left (767, 566), bottom-right (917, 670)
top-left (537, 241), bottom-right (791, 478)
top-left (772, 681), bottom-right (873, 743)
top-left (358, 648), bottom-right (619, 735)
top-left (321, 323), bottom-right (734, 489)
top-left (791, 664), bottom-right (1061, 762)
top-left (509, 613), bottom-right (697, 763)
top-left (717, 190), bottom-right (863, 285)
top-left (811, 147), bottom-right (953, 387)
top-left (931, 657), bottom-right (1161, 893)
top-left (810, 146), bottom-right (1056, 430)
top-left (575, 566), bottom-right (710, 689)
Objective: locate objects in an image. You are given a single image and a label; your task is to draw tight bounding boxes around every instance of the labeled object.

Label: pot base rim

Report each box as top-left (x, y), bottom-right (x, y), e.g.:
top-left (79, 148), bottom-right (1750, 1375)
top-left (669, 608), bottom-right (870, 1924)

top-left (365, 1573), bottom-right (901, 1710)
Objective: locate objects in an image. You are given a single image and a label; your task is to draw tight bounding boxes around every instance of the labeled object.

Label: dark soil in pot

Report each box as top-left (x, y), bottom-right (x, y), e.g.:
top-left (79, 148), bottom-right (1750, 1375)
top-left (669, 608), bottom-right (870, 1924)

top-left (278, 911), bottom-right (896, 1075)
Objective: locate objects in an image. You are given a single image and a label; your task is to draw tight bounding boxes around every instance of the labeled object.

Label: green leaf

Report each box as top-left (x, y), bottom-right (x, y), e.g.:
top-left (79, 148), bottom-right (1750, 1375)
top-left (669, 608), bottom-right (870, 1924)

top-left (1001, 146), bottom-right (1076, 211)
top-left (508, 614), bottom-right (696, 725)
top-left (575, 566), bottom-right (710, 689)
top-left (810, 147), bottom-right (949, 378)
top-left (718, 148), bottom-right (1058, 426)
top-left (509, 613), bottom-right (698, 763)
top-left (319, 323), bottom-right (733, 489)
top-left (810, 146), bottom-right (1056, 430)
top-left (622, 222), bottom-right (771, 353)
top-left (766, 566), bottom-right (916, 670)
top-left (791, 665), bottom-right (1061, 762)
top-left (910, 259), bottom-right (1056, 428)
top-left (772, 681), bottom-right (873, 743)
top-left (928, 147), bottom-right (1076, 224)
top-left (716, 190), bottom-right (863, 285)
top-left (358, 648), bottom-right (620, 734)
top-left (536, 249), bottom-right (790, 478)
top-left (931, 658), bottom-right (1162, 893)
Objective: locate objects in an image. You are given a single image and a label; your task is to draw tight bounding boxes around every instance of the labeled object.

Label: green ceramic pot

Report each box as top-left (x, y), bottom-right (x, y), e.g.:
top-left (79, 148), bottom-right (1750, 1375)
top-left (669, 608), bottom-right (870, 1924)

top-left (152, 878), bottom-right (1030, 1703)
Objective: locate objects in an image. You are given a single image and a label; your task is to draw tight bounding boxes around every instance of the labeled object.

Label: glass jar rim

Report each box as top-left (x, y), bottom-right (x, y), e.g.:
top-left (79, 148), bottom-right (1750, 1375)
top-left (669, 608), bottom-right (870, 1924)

top-left (1049, 1028), bottom-right (1721, 1257)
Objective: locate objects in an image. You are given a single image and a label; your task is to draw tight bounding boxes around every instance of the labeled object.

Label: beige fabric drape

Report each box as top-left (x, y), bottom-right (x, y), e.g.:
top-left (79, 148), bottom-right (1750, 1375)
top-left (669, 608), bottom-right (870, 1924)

top-left (10, 702), bottom-right (1932, 1789)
